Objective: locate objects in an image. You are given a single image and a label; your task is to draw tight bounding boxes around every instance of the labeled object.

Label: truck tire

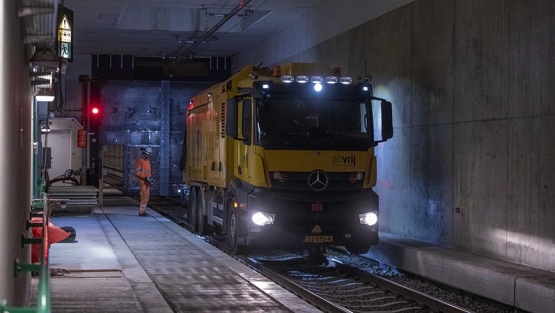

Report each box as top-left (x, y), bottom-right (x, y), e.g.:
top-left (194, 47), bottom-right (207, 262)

top-left (225, 201), bottom-right (247, 255)
top-left (196, 188), bottom-right (213, 236)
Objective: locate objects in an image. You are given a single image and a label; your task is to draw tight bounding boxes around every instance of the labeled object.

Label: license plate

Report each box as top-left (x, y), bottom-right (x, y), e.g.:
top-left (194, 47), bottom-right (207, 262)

top-left (304, 235), bottom-right (333, 243)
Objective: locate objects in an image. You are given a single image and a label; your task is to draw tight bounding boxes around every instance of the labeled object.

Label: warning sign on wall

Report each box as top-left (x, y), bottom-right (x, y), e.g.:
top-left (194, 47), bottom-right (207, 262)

top-left (77, 129), bottom-right (87, 148)
top-left (57, 6), bottom-right (74, 62)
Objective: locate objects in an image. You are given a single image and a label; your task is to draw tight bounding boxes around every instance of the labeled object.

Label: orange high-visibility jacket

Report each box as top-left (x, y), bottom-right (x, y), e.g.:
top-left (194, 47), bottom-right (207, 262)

top-left (136, 158), bottom-right (152, 179)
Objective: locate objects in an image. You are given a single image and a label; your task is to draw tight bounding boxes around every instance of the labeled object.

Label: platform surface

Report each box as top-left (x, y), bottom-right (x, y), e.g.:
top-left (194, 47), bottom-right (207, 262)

top-left (31, 196), bottom-right (321, 313)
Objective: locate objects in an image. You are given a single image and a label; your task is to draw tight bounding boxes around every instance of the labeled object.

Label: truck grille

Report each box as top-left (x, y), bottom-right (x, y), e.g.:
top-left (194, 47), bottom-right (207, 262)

top-left (271, 171), bottom-right (363, 194)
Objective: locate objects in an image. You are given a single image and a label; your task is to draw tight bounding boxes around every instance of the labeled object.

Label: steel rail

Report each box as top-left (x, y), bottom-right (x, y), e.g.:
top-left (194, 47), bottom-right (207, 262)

top-left (238, 256), bottom-right (352, 313)
top-left (331, 258), bottom-right (475, 313)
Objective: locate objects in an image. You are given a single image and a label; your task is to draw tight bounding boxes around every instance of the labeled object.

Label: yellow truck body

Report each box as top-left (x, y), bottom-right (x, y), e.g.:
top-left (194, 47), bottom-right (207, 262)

top-left (184, 63), bottom-right (392, 255)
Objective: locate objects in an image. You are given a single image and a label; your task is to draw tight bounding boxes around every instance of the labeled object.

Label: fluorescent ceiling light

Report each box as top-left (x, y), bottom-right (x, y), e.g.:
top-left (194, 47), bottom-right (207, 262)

top-left (36, 89), bottom-right (55, 102)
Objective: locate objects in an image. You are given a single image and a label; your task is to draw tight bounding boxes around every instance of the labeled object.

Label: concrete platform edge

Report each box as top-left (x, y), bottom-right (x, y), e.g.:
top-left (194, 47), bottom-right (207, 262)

top-left (96, 211), bottom-right (174, 313)
top-left (515, 278), bottom-right (555, 313)
top-left (367, 232), bottom-right (555, 313)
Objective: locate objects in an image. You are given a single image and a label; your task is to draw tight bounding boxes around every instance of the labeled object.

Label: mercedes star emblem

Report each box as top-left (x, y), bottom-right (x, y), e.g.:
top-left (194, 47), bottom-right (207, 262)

top-left (308, 170), bottom-right (329, 191)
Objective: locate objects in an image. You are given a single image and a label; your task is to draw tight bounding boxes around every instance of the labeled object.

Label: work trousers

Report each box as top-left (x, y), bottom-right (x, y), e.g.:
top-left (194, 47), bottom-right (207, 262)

top-left (138, 179), bottom-right (150, 213)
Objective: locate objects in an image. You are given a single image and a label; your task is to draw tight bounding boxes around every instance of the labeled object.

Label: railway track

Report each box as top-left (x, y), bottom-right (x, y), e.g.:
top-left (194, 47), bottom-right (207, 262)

top-left (148, 197), bottom-right (508, 313)
top-left (242, 251), bottom-right (475, 313)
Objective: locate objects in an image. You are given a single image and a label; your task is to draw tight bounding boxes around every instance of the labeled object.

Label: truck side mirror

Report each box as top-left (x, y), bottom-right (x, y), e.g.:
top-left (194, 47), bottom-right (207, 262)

top-left (226, 98), bottom-right (238, 138)
top-left (381, 101), bottom-right (393, 141)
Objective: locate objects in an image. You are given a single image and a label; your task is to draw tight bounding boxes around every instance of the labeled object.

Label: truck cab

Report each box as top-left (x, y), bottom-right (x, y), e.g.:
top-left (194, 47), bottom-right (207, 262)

top-left (185, 63), bottom-right (393, 256)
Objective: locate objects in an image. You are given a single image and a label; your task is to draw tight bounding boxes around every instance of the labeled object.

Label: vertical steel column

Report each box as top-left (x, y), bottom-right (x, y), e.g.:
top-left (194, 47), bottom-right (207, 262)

top-left (37, 102), bottom-right (49, 195)
top-left (88, 79), bottom-right (101, 188)
top-left (160, 81), bottom-right (170, 196)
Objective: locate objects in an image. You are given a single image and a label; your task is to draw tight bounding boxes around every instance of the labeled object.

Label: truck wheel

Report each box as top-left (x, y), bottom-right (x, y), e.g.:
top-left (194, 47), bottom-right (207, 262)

top-left (225, 207), bottom-right (239, 254)
top-left (196, 189), bottom-right (213, 236)
top-left (225, 204), bottom-right (248, 255)
top-left (197, 214), bottom-right (209, 235)
top-left (188, 187), bottom-right (198, 232)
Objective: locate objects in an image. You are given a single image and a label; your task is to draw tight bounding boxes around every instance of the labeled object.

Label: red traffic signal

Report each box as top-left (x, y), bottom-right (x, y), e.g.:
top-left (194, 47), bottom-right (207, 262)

top-left (91, 107), bottom-right (100, 115)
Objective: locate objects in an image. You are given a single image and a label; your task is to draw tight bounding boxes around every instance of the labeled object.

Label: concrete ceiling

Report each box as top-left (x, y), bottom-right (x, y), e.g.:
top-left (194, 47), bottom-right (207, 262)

top-left (62, 0), bottom-right (329, 59)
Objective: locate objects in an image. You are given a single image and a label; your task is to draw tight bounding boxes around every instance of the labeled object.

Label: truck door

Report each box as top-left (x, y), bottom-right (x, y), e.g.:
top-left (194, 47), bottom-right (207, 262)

top-left (237, 98), bottom-right (252, 181)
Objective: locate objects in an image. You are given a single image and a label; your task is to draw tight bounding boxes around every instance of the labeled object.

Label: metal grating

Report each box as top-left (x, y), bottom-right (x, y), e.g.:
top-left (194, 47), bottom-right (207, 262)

top-left (48, 185), bottom-right (99, 215)
top-left (220, 102), bottom-right (226, 138)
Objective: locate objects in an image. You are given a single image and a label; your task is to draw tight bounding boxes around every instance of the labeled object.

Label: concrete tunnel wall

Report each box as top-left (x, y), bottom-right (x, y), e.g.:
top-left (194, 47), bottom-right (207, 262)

top-left (234, 0), bottom-right (555, 272)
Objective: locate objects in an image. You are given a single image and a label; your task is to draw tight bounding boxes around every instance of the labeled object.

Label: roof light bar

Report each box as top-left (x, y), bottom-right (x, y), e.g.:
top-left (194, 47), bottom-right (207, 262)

top-left (296, 75), bottom-right (309, 83)
top-left (279, 74), bottom-right (355, 86)
top-left (310, 76), bottom-right (324, 84)
top-left (281, 75), bottom-right (295, 83)
top-left (340, 77), bottom-right (353, 85)
top-left (325, 76), bottom-right (339, 84)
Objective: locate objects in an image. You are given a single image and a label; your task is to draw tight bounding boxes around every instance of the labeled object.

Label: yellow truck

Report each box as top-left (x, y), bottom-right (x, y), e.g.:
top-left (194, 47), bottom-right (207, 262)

top-left (184, 63), bottom-right (393, 257)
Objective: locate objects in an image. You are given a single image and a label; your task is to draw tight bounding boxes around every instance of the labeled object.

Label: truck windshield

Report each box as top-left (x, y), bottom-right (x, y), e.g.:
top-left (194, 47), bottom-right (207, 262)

top-left (256, 95), bottom-right (376, 151)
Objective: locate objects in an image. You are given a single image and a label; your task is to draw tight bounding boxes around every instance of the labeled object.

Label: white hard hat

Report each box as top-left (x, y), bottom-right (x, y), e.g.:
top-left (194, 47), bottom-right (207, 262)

top-left (142, 147), bottom-right (153, 155)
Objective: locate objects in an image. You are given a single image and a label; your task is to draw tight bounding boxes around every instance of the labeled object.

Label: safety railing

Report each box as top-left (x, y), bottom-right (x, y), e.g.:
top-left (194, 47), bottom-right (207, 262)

top-left (0, 195), bottom-right (52, 313)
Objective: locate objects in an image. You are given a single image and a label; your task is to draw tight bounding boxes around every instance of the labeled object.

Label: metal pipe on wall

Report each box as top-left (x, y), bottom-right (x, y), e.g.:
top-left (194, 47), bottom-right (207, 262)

top-left (169, 0), bottom-right (252, 66)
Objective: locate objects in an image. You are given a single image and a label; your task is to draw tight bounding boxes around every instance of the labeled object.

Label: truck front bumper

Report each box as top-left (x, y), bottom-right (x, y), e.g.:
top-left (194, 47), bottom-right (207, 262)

top-left (241, 186), bottom-right (379, 250)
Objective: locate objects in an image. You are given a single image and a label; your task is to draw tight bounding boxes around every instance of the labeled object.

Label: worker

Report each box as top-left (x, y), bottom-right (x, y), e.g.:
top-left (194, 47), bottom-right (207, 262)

top-left (136, 147), bottom-right (154, 216)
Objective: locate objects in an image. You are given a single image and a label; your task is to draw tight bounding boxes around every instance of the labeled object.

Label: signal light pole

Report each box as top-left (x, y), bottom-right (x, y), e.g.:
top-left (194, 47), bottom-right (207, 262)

top-left (87, 79), bottom-right (101, 188)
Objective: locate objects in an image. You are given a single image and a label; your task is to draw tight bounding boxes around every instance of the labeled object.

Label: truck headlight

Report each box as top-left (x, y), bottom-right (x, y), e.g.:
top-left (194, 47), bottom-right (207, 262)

top-left (359, 212), bottom-right (378, 226)
top-left (252, 212), bottom-right (275, 226)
